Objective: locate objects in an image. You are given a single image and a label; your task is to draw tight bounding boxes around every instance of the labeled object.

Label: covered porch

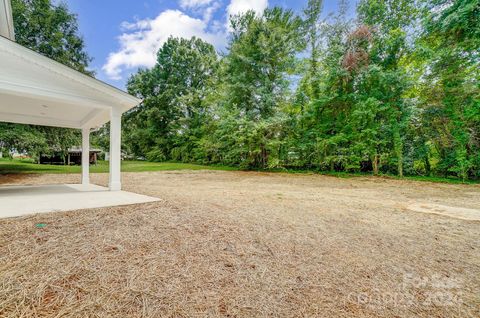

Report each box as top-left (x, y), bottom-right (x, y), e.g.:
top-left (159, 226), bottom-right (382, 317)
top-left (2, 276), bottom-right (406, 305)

top-left (0, 34), bottom-right (159, 217)
top-left (0, 34), bottom-right (134, 191)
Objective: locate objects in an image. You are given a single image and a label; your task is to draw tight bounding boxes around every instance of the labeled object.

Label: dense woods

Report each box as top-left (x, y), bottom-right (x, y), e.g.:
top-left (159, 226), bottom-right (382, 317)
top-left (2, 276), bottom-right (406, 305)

top-left (1, 0), bottom-right (479, 180)
top-left (125, 0), bottom-right (480, 180)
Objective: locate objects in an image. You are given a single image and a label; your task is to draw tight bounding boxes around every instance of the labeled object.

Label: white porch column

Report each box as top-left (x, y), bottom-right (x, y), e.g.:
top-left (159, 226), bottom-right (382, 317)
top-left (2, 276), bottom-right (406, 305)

top-left (81, 127), bottom-right (90, 185)
top-left (109, 107), bottom-right (122, 191)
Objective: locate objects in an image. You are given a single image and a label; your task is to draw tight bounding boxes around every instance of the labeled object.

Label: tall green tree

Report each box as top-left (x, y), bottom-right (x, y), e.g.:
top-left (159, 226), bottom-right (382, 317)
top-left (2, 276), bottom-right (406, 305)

top-left (355, 0), bottom-right (419, 176)
top-left (126, 37), bottom-right (219, 162)
top-left (213, 8), bottom-right (304, 168)
top-left (293, 0), bottom-right (353, 171)
top-left (225, 8), bottom-right (304, 120)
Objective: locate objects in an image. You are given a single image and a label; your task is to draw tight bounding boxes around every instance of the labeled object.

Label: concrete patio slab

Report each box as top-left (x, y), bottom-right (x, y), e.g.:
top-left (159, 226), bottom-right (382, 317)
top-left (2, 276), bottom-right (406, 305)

top-left (0, 184), bottom-right (160, 218)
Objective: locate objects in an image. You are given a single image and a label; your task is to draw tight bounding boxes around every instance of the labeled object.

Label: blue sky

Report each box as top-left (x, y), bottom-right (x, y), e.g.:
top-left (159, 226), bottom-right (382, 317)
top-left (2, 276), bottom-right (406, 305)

top-left (62, 0), bottom-right (355, 89)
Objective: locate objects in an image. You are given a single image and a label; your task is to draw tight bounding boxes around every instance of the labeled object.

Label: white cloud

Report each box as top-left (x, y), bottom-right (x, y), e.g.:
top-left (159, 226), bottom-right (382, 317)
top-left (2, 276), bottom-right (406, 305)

top-left (225, 0), bottom-right (268, 31)
top-left (201, 1), bottom-right (222, 22)
top-left (179, 0), bottom-right (221, 23)
top-left (227, 0), bottom-right (268, 17)
top-left (102, 10), bottom-right (226, 80)
top-left (179, 0), bottom-right (214, 9)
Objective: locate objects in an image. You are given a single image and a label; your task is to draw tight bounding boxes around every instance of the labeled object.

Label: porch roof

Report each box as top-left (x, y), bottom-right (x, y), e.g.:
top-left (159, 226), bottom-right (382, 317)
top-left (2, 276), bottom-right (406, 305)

top-left (0, 35), bottom-right (141, 129)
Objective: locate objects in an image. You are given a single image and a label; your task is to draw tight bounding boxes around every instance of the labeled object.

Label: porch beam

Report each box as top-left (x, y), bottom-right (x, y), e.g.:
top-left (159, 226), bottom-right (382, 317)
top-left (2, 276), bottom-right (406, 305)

top-left (80, 108), bottom-right (105, 129)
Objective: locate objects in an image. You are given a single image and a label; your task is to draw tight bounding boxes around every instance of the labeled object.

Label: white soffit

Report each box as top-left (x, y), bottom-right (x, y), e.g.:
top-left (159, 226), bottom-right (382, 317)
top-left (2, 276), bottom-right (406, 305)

top-left (0, 36), bottom-right (141, 129)
top-left (0, 0), bottom-right (14, 40)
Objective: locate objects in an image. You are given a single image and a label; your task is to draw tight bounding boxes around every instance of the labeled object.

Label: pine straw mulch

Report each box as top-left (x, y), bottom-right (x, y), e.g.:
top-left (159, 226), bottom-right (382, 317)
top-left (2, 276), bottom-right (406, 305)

top-left (0, 171), bottom-right (479, 317)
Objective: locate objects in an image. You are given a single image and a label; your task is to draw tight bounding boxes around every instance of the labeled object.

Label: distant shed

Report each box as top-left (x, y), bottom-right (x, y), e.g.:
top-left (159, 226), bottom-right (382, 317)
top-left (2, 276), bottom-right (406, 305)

top-left (67, 147), bottom-right (102, 165)
top-left (40, 148), bottom-right (102, 165)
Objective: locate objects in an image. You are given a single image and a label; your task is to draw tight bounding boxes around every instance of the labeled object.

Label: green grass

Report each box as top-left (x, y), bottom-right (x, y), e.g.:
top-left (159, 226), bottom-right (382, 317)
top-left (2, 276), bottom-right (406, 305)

top-left (398, 174), bottom-right (480, 185)
top-left (0, 158), bottom-right (236, 174)
top-left (308, 169), bottom-right (478, 184)
top-left (266, 167), bottom-right (479, 184)
top-left (0, 158), bottom-right (477, 184)
top-left (315, 170), bottom-right (480, 184)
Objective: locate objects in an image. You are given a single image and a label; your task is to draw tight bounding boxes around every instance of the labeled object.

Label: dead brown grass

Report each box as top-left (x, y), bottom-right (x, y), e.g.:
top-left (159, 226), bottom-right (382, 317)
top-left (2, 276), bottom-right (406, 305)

top-left (0, 171), bottom-right (479, 317)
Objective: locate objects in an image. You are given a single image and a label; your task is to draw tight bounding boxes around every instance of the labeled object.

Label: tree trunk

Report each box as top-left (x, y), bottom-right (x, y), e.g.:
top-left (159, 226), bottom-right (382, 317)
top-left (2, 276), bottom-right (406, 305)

top-left (373, 154), bottom-right (379, 175)
top-left (260, 144), bottom-right (268, 169)
top-left (424, 156), bottom-right (431, 176)
top-left (398, 157), bottom-right (403, 178)
top-left (393, 127), bottom-right (404, 178)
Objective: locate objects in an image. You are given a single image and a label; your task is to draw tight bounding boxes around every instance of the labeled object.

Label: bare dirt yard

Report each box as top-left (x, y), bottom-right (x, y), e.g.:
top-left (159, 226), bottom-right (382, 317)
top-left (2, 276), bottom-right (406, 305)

top-left (0, 171), bottom-right (479, 317)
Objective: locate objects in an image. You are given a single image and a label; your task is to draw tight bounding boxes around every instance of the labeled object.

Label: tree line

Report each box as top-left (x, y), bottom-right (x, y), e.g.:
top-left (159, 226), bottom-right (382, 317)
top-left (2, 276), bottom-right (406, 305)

top-left (125, 0), bottom-right (480, 180)
top-left (1, 0), bottom-right (479, 181)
